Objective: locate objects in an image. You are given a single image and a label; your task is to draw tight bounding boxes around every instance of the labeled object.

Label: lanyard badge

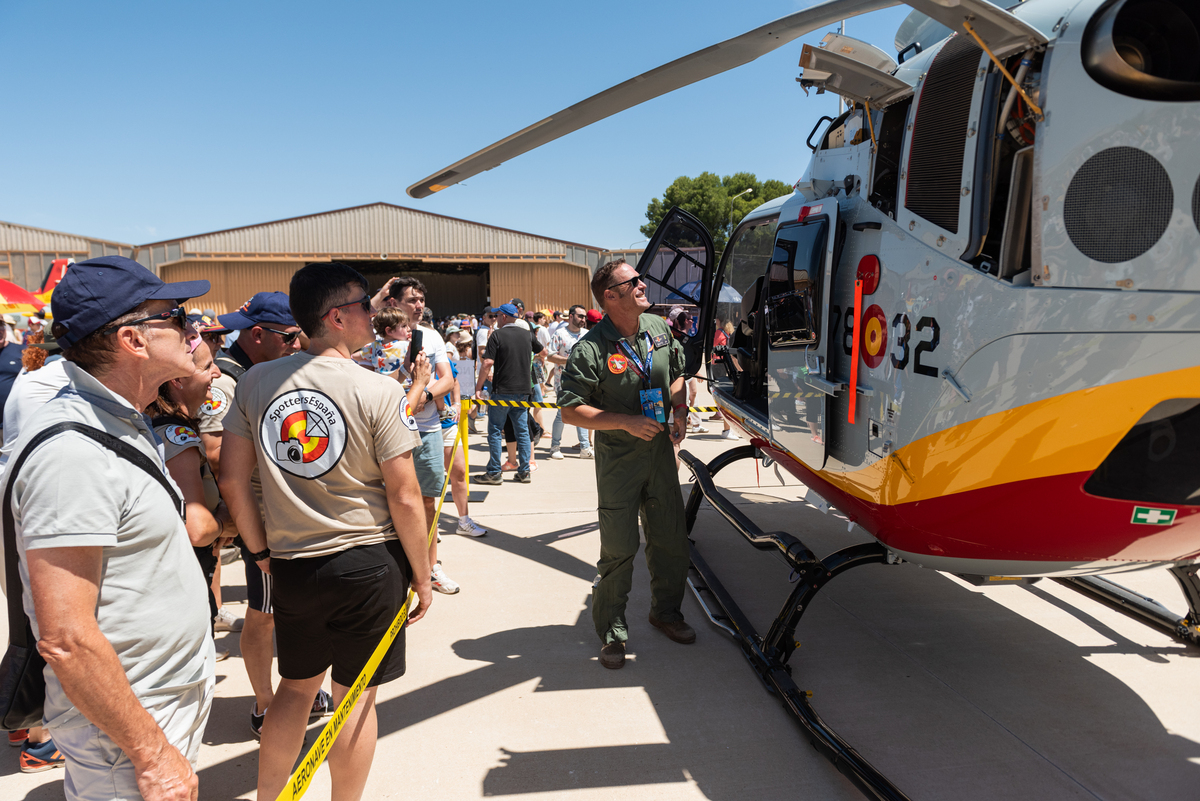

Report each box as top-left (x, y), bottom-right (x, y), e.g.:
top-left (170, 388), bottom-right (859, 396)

top-left (617, 333), bottom-right (655, 389)
top-left (618, 334), bottom-right (666, 423)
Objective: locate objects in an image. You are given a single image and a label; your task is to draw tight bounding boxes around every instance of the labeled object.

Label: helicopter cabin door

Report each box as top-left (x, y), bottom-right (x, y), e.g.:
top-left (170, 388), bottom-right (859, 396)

top-left (633, 207), bottom-right (716, 378)
top-left (764, 203), bottom-right (839, 471)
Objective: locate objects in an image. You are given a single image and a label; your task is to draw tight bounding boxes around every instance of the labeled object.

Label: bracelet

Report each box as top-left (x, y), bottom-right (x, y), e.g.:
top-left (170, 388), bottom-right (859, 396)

top-left (673, 403), bottom-right (687, 412)
top-left (250, 548), bottom-right (270, 562)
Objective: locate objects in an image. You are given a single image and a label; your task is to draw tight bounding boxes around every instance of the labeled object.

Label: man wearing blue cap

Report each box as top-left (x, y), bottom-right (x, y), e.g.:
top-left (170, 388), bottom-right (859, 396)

top-left (195, 291), bottom-right (320, 739)
top-left (5, 256), bottom-right (213, 798)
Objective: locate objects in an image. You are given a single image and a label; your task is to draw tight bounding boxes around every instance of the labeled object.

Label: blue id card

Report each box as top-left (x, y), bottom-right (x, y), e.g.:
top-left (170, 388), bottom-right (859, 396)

top-left (640, 388), bottom-right (666, 423)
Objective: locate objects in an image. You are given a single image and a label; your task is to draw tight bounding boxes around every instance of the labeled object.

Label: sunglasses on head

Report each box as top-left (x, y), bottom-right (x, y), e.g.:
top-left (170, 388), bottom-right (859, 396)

top-left (100, 305), bottom-right (188, 336)
top-left (322, 295), bottom-right (372, 319)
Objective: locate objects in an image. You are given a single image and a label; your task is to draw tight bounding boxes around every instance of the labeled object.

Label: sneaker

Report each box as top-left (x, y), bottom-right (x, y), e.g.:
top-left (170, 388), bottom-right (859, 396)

top-left (474, 473), bottom-right (503, 485)
top-left (549, 449), bottom-right (564, 460)
top-left (580, 448), bottom-right (594, 459)
top-left (431, 562), bottom-right (460, 594)
top-left (214, 607), bottom-right (244, 632)
top-left (310, 688), bottom-right (333, 723)
top-left (456, 516), bottom-right (487, 537)
top-left (516, 471), bottom-right (532, 483)
top-left (686, 424), bottom-right (709, 434)
top-left (8, 729), bottom-right (27, 747)
top-left (501, 460), bottom-right (518, 472)
top-left (720, 429), bottom-right (740, 440)
top-left (19, 739), bottom-right (64, 773)
top-left (215, 645), bottom-right (230, 662)
top-left (468, 419), bottom-right (480, 435)
top-left (250, 704), bottom-right (266, 740)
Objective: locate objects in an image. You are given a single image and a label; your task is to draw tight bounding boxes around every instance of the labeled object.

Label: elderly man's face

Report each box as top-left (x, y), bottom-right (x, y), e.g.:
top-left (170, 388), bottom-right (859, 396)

top-left (136, 299), bottom-right (197, 382)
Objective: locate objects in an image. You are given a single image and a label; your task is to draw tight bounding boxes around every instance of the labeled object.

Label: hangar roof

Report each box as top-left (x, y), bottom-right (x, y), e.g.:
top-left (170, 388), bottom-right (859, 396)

top-left (137, 202), bottom-right (604, 272)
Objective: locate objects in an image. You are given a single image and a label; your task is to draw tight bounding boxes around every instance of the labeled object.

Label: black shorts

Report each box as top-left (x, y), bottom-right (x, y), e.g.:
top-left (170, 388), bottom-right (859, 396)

top-left (270, 539), bottom-right (412, 687)
top-left (238, 540), bottom-right (274, 614)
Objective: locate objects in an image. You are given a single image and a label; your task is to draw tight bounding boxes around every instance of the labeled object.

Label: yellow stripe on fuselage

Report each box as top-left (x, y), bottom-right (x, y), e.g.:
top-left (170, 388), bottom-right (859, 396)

top-left (810, 365), bottom-right (1200, 507)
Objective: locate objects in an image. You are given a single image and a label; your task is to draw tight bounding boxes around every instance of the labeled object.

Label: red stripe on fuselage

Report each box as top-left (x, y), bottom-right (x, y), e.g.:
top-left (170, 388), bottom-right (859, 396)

top-left (756, 442), bottom-right (1200, 564)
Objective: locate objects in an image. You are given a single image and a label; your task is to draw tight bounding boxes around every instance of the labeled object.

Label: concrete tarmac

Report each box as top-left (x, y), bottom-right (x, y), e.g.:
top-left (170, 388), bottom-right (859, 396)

top-left (4, 395), bottom-right (1200, 800)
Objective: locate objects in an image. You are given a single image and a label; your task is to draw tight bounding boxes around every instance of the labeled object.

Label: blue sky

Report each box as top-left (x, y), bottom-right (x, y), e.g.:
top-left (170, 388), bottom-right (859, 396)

top-left (1, 1), bottom-right (912, 249)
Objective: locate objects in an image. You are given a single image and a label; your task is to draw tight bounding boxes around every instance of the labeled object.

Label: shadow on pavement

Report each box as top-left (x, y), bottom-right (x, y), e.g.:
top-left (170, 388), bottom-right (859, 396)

top-left (195, 490), bottom-right (1200, 801)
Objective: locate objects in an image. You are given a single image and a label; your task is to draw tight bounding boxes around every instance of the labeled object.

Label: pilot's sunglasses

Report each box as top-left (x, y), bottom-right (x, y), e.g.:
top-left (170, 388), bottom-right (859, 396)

top-left (260, 326), bottom-right (301, 345)
top-left (606, 274), bottom-right (643, 293)
top-left (322, 295), bottom-right (372, 318)
top-left (100, 305), bottom-right (188, 335)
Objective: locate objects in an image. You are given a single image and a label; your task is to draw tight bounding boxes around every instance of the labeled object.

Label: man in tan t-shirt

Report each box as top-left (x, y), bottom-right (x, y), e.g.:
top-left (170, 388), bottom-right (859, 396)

top-left (219, 262), bottom-right (432, 801)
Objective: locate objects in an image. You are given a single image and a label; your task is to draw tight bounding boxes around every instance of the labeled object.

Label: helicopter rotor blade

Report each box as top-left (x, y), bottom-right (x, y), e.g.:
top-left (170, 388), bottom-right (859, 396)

top-left (407, 0), bottom-right (900, 199)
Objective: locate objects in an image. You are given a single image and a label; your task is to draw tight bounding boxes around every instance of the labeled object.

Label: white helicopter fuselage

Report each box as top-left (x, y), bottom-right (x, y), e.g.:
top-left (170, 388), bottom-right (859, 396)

top-left (711, 0), bottom-right (1200, 577)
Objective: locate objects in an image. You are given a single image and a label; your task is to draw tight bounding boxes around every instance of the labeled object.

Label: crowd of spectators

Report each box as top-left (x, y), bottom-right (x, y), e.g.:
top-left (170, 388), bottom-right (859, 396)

top-left (0, 256), bottom-right (734, 798)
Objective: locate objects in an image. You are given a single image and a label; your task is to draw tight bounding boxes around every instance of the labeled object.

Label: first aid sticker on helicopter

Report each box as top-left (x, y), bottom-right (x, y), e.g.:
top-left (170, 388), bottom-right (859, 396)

top-left (261, 389), bottom-right (347, 479)
top-left (1131, 506), bottom-right (1176, 525)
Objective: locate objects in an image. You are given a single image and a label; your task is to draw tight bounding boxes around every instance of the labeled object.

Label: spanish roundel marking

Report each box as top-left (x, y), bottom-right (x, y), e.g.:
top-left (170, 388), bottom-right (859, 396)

top-left (165, 425), bottom-right (200, 447)
top-left (200, 386), bottom-right (228, 416)
top-left (400, 395), bottom-right (418, 431)
top-left (607, 353), bottom-right (627, 374)
top-left (260, 389), bottom-right (347, 479)
top-left (860, 304), bottom-right (888, 369)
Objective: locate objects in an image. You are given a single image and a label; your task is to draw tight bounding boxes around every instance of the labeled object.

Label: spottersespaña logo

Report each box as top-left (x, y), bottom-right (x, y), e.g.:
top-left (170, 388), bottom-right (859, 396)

top-left (260, 389), bottom-right (347, 478)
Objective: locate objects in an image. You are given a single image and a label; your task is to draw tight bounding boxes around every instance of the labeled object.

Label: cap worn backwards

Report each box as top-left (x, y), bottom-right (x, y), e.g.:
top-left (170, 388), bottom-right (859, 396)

top-left (217, 291), bottom-right (296, 331)
top-left (51, 256), bottom-right (210, 349)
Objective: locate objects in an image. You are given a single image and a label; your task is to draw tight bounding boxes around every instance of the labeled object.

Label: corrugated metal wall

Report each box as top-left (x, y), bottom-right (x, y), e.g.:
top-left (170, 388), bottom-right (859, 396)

top-left (159, 261), bottom-right (301, 315)
top-left (176, 204), bottom-right (595, 262)
top-left (490, 262), bottom-right (592, 312)
top-left (0, 222), bottom-right (134, 291)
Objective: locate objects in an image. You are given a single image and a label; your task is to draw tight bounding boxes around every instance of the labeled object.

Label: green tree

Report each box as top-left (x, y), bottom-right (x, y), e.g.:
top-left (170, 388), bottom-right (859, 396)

top-left (640, 172), bottom-right (793, 252)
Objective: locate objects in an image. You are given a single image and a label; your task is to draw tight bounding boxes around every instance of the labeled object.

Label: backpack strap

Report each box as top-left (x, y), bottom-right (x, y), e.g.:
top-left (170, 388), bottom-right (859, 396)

top-left (4, 422), bottom-right (184, 646)
top-left (214, 353), bottom-right (246, 382)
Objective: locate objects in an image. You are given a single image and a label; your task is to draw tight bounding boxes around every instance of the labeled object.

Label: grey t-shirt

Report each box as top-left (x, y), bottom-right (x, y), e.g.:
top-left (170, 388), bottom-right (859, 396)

top-left (7, 361), bottom-right (214, 730)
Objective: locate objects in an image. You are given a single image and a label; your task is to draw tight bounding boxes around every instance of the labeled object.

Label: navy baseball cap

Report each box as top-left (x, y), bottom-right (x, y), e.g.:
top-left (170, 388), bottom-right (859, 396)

top-left (218, 292), bottom-right (296, 330)
top-left (496, 303), bottom-right (519, 317)
top-left (51, 256), bottom-right (210, 348)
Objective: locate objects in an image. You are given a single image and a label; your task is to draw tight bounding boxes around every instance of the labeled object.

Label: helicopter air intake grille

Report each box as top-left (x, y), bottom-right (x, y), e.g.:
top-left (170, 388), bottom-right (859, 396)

top-left (1064, 147), bottom-right (1172, 263)
top-left (1193, 176), bottom-right (1200, 233)
top-left (904, 34), bottom-right (982, 234)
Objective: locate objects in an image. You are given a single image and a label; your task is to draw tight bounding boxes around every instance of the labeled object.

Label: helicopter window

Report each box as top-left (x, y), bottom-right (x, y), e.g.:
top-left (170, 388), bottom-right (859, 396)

top-left (766, 220), bottom-right (828, 348)
top-left (720, 218), bottom-right (777, 347)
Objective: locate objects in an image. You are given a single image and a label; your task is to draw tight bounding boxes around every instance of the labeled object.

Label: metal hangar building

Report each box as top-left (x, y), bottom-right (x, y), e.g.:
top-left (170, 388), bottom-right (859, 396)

top-left (139, 203), bottom-right (605, 316)
top-left (1, 203), bottom-right (607, 316)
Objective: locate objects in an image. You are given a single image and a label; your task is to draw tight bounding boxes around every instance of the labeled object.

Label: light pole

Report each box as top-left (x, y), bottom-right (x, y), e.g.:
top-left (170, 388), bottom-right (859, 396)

top-left (728, 187), bottom-right (753, 242)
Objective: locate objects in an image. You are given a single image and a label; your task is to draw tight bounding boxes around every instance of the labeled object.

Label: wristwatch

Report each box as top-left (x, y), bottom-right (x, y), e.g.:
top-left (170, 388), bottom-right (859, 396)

top-left (424, 389), bottom-right (434, 404)
top-left (250, 548), bottom-right (271, 562)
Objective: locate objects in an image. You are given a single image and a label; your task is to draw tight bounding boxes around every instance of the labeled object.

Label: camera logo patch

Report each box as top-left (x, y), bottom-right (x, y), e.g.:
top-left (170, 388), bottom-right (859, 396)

top-left (260, 389), bottom-right (347, 479)
top-left (165, 425), bottom-right (200, 446)
top-left (200, 387), bottom-right (228, 416)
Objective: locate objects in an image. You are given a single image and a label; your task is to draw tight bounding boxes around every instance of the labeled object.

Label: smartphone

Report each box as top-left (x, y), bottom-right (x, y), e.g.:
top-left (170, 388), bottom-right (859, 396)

top-left (407, 329), bottom-right (424, 367)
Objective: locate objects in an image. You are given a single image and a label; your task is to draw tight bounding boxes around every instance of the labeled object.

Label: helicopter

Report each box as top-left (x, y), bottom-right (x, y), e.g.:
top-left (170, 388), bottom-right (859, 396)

top-left (409, 0), bottom-right (1200, 797)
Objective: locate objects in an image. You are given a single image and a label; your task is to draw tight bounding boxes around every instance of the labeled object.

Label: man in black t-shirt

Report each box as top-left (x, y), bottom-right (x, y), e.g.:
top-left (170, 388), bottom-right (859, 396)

top-left (474, 303), bottom-right (542, 483)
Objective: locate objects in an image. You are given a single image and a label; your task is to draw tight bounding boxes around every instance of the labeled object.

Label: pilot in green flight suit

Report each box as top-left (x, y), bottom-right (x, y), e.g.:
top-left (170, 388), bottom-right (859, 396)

top-left (559, 260), bottom-right (696, 670)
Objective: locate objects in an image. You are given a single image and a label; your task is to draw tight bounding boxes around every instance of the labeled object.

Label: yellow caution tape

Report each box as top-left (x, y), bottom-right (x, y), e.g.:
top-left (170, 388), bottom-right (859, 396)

top-left (276, 427), bottom-right (465, 801)
top-left (469, 398), bottom-right (716, 412)
top-left (276, 592), bottom-right (412, 801)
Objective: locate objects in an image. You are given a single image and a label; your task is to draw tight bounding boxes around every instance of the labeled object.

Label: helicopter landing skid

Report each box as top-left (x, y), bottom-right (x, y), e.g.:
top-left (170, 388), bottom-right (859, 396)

top-left (679, 447), bottom-right (910, 801)
top-left (1054, 567), bottom-right (1200, 648)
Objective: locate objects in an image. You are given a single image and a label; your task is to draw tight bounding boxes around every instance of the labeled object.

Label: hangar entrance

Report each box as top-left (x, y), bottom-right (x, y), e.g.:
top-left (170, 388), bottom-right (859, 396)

top-left (345, 260), bottom-right (490, 319)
